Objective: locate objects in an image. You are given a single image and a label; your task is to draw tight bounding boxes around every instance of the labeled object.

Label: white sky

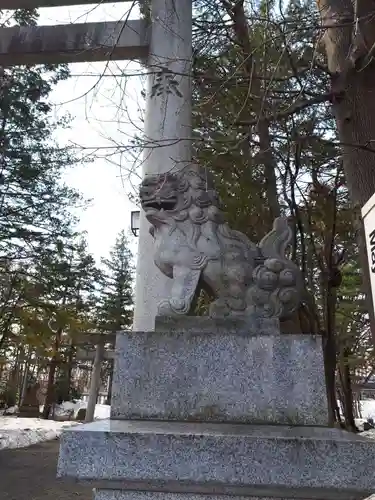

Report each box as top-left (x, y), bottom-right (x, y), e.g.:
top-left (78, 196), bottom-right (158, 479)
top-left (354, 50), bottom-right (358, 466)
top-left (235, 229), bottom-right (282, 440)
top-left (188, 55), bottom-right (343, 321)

top-left (38, 2), bottom-right (144, 261)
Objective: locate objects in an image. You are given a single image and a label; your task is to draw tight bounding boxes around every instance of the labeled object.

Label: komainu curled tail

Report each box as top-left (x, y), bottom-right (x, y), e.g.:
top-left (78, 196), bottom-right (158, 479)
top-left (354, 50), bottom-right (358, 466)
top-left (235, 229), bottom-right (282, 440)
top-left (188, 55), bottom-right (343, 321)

top-left (258, 217), bottom-right (293, 261)
top-left (248, 217), bottom-right (304, 319)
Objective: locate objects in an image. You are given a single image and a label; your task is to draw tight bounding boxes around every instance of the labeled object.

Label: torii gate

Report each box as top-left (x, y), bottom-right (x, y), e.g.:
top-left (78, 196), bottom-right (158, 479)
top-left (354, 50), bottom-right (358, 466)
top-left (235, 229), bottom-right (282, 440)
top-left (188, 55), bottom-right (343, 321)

top-left (0, 0), bottom-right (192, 331)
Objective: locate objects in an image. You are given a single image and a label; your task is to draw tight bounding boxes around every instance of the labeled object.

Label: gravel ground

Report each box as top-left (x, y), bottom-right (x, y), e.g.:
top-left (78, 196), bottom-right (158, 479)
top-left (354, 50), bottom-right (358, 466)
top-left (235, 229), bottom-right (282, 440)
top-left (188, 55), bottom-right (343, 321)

top-left (0, 439), bottom-right (93, 500)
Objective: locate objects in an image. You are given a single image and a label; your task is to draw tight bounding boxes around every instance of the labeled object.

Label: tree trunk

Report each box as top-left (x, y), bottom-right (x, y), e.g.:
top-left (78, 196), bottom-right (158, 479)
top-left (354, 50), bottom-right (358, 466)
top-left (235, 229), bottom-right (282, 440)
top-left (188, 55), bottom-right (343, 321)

top-left (8, 347), bottom-right (21, 404)
top-left (0, 357), bottom-right (4, 385)
top-left (65, 340), bottom-right (75, 400)
top-left (105, 359), bottom-right (114, 406)
top-left (67, 344), bottom-right (74, 386)
top-left (322, 332), bottom-right (340, 425)
top-left (85, 340), bottom-right (104, 423)
top-left (258, 119), bottom-right (280, 222)
top-left (19, 352), bottom-right (30, 407)
top-left (355, 393), bottom-right (362, 418)
top-left (42, 358), bottom-right (57, 419)
top-left (318, 0), bottom-right (375, 344)
top-left (322, 273), bottom-right (341, 425)
top-left (16, 350), bottom-right (25, 404)
top-left (338, 347), bottom-right (356, 431)
top-left (42, 328), bottom-right (62, 419)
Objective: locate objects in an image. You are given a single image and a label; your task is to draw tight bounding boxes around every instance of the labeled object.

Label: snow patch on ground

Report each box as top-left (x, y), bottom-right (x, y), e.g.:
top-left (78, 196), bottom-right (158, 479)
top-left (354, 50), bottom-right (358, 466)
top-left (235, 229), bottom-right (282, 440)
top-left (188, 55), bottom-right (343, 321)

top-left (354, 418), bottom-right (367, 431)
top-left (0, 401), bottom-right (110, 451)
top-left (55, 400), bottom-right (110, 420)
top-left (360, 400), bottom-right (375, 420)
top-left (362, 428), bottom-right (375, 439)
top-left (0, 417), bottom-right (78, 451)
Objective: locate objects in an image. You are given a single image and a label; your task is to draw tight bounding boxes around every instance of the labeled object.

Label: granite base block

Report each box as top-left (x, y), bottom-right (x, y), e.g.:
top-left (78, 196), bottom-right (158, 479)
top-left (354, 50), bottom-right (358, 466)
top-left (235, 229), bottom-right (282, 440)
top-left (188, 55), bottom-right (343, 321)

top-left (93, 493), bottom-right (278, 500)
top-left (58, 419), bottom-right (375, 498)
top-left (111, 329), bottom-right (328, 425)
top-left (93, 490), bottom-right (356, 500)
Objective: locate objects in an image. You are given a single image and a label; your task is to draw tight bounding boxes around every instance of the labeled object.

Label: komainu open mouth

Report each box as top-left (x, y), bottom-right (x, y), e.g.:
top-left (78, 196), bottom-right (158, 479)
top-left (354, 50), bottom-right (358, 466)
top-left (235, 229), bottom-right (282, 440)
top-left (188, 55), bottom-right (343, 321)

top-left (142, 198), bottom-right (177, 211)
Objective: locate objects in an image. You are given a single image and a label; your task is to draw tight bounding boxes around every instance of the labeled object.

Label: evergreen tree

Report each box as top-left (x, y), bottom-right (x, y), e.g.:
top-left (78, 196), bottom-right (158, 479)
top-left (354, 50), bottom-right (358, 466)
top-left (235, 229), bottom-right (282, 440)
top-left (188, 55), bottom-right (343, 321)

top-left (96, 230), bottom-right (134, 404)
top-left (0, 8), bottom-right (88, 402)
top-left (30, 236), bottom-right (100, 418)
top-left (0, 8), bottom-right (83, 264)
top-left (0, 234), bottom-right (101, 412)
top-left (97, 230), bottom-right (134, 333)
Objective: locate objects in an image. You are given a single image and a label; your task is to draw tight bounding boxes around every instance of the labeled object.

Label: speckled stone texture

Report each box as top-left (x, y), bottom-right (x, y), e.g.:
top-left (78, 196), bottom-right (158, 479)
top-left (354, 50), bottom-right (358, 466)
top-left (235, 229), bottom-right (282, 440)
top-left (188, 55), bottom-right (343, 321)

top-left (154, 315), bottom-right (280, 335)
top-left (111, 325), bottom-right (328, 425)
top-left (93, 494), bottom-right (288, 500)
top-left (58, 420), bottom-right (375, 498)
top-left (93, 491), bottom-right (356, 500)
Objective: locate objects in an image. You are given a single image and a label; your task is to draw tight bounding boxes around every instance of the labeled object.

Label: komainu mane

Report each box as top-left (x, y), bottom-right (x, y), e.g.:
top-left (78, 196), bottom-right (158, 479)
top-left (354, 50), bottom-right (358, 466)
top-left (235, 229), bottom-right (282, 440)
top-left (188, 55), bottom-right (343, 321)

top-left (140, 166), bottom-right (304, 320)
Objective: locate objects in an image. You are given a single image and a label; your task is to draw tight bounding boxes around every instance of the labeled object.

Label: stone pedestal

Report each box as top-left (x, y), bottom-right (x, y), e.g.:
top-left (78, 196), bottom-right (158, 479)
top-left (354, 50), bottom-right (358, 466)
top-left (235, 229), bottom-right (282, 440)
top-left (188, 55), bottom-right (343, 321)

top-left (111, 317), bottom-right (327, 425)
top-left (58, 317), bottom-right (375, 500)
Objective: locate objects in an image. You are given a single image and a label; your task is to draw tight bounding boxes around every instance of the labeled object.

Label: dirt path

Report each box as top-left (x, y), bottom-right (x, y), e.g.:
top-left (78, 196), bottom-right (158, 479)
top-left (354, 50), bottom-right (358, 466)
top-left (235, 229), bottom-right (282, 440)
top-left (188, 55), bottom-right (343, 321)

top-left (0, 440), bottom-right (93, 500)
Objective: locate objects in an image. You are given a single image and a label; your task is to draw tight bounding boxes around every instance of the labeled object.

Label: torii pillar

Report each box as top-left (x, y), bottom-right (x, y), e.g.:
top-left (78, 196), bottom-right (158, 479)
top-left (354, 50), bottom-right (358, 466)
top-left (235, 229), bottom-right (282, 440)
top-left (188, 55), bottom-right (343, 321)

top-left (133, 0), bottom-right (193, 331)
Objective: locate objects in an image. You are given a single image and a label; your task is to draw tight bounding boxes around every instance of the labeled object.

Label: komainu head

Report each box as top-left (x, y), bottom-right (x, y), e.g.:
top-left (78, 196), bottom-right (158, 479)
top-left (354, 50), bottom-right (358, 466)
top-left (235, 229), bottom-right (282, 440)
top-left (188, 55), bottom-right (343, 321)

top-left (140, 167), bottom-right (225, 228)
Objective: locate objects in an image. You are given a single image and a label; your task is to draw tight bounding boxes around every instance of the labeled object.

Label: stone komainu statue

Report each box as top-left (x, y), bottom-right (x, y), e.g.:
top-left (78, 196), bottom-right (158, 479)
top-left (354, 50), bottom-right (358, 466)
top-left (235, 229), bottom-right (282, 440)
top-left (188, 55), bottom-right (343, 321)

top-left (140, 166), bottom-right (304, 320)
